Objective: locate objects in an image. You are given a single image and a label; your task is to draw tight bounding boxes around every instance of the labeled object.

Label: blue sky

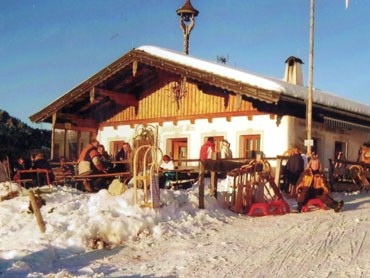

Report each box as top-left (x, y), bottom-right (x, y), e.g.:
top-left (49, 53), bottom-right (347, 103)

top-left (0, 0), bottom-right (368, 128)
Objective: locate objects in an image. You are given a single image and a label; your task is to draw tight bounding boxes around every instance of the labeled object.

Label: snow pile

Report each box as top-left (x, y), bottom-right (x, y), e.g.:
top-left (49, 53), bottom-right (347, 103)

top-left (1, 180), bottom-right (370, 277)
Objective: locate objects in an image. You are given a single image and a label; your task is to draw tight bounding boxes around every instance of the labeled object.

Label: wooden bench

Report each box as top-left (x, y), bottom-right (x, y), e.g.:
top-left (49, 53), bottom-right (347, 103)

top-left (64, 172), bottom-right (132, 189)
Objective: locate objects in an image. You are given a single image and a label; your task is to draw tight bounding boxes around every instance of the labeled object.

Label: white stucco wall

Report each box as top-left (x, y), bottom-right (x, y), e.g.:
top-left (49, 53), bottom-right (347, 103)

top-left (291, 118), bottom-right (370, 170)
top-left (98, 114), bottom-right (290, 162)
top-left (97, 114), bottom-right (369, 172)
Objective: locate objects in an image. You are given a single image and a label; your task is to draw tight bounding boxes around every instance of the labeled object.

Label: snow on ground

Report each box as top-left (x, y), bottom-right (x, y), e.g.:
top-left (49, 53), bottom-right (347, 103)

top-left (1, 179), bottom-right (370, 278)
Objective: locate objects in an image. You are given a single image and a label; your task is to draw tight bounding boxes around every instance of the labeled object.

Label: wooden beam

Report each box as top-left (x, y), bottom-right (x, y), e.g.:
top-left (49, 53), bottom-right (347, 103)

top-left (94, 88), bottom-right (138, 106)
top-left (56, 113), bottom-right (97, 126)
top-left (100, 110), bottom-right (268, 128)
top-left (54, 123), bottom-right (96, 132)
top-left (90, 87), bottom-right (95, 103)
top-left (132, 60), bottom-right (138, 76)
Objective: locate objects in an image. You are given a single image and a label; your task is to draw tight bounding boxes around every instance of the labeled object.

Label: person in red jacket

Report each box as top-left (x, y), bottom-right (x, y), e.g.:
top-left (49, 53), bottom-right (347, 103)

top-left (199, 137), bottom-right (215, 161)
top-left (78, 139), bottom-right (107, 192)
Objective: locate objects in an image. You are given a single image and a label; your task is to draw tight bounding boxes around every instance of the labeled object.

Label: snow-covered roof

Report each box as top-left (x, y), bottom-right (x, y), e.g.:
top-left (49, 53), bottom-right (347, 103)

top-left (138, 45), bottom-right (370, 117)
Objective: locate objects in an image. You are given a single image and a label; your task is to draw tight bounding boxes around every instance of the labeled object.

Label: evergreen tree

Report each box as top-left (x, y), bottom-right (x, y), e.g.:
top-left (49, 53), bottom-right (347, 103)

top-left (0, 109), bottom-right (51, 163)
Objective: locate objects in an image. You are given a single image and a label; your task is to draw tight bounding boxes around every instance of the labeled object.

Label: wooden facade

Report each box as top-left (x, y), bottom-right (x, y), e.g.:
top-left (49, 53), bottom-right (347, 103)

top-left (103, 81), bottom-right (260, 128)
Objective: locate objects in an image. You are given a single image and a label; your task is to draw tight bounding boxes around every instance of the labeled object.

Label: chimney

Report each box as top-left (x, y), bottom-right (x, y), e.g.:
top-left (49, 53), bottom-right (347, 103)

top-left (284, 56), bottom-right (304, 86)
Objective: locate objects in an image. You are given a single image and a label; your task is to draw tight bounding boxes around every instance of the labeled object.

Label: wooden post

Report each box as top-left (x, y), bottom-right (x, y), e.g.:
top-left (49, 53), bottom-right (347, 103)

top-left (28, 190), bottom-right (46, 233)
top-left (198, 160), bottom-right (204, 209)
top-left (210, 152), bottom-right (218, 197)
top-left (275, 157), bottom-right (282, 188)
top-left (77, 130), bottom-right (82, 158)
top-left (234, 177), bottom-right (244, 213)
top-left (306, 0), bottom-right (315, 156)
top-left (5, 156), bottom-right (11, 181)
top-left (63, 128), bottom-right (68, 158)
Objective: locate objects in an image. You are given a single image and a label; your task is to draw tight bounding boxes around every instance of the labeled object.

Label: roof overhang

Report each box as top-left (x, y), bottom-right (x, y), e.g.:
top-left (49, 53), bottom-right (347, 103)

top-left (29, 45), bottom-right (370, 131)
top-left (29, 46), bottom-right (282, 127)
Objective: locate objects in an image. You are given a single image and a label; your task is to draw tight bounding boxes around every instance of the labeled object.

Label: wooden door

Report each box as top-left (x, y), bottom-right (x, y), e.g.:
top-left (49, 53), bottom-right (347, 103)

top-left (172, 139), bottom-right (188, 166)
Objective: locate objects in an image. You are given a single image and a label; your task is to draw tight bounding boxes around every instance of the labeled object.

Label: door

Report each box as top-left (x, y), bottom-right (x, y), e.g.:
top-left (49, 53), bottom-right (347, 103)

top-left (172, 139), bottom-right (188, 167)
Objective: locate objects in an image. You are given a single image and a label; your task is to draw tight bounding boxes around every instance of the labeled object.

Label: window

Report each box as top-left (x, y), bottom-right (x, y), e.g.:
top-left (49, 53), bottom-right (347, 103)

top-left (172, 138), bottom-right (187, 159)
top-left (110, 141), bottom-right (124, 158)
top-left (68, 143), bottom-right (78, 161)
top-left (334, 141), bottom-right (347, 159)
top-left (168, 138), bottom-right (188, 167)
top-left (240, 134), bottom-right (261, 159)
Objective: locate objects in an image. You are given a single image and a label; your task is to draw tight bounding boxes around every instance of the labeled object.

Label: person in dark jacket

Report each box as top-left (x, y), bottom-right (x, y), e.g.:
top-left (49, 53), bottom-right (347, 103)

top-left (59, 156), bottom-right (74, 175)
top-left (283, 147), bottom-right (304, 193)
top-left (32, 152), bottom-right (55, 186)
top-left (114, 142), bottom-right (132, 172)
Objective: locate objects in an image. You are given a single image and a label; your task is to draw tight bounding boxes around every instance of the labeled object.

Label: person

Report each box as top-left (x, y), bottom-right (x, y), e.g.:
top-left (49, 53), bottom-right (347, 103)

top-left (283, 146), bottom-right (304, 194)
top-left (77, 139), bottom-right (108, 192)
top-left (98, 144), bottom-right (113, 172)
top-left (220, 139), bottom-right (232, 159)
top-left (334, 152), bottom-right (348, 181)
top-left (334, 151), bottom-right (346, 169)
top-left (59, 156), bottom-right (74, 175)
top-left (122, 142), bottom-right (132, 159)
top-left (200, 137), bottom-right (216, 160)
top-left (301, 152), bottom-right (308, 169)
top-left (160, 155), bottom-right (175, 170)
top-left (296, 168), bottom-right (344, 213)
top-left (114, 142), bottom-right (132, 172)
top-left (115, 143), bottom-right (126, 162)
top-left (159, 155), bottom-right (175, 188)
top-left (307, 152), bottom-right (323, 175)
top-left (13, 156), bottom-right (31, 178)
top-left (12, 156), bottom-right (32, 186)
top-left (13, 156), bottom-right (31, 173)
top-left (32, 152), bottom-right (55, 186)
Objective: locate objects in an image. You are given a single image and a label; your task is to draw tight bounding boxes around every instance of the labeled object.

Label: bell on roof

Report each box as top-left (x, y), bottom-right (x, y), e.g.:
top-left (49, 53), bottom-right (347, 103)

top-left (176, 0), bottom-right (199, 22)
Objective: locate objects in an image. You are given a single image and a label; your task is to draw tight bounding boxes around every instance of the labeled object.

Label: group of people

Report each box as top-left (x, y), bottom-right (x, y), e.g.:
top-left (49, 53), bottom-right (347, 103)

top-left (284, 146), bottom-right (344, 213)
top-left (77, 139), bottom-right (132, 192)
top-left (199, 137), bottom-right (232, 160)
top-left (12, 152), bottom-right (55, 188)
top-left (7, 136), bottom-right (344, 214)
top-left (157, 136), bottom-right (232, 189)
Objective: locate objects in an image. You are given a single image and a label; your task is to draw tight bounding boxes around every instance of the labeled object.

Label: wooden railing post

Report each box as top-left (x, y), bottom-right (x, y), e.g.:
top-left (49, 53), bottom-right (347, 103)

top-left (275, 156), bottom-right (282, 187)
top-left (199, 160), bottom-right (204, 209)
top-left (210, 152), bottom-right (218, 198)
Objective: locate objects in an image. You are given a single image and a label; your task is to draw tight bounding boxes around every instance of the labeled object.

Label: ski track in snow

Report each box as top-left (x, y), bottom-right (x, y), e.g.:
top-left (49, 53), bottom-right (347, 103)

top-left (86, 205), bottom-right (370, 277)
top-left (112, 204), bottom-right (370, 278)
